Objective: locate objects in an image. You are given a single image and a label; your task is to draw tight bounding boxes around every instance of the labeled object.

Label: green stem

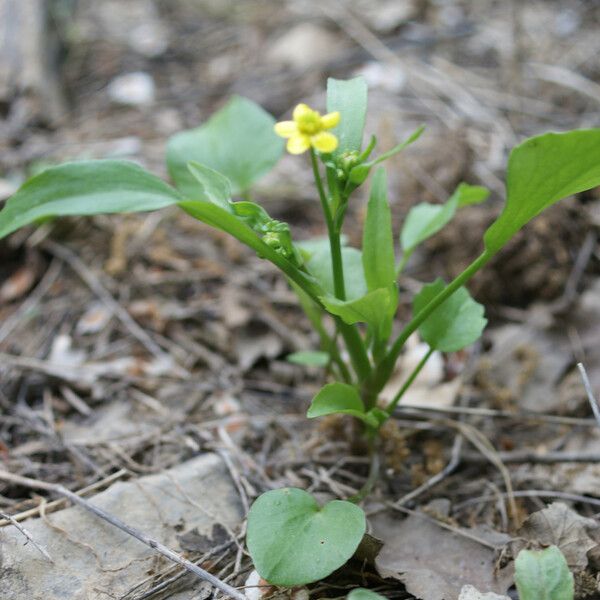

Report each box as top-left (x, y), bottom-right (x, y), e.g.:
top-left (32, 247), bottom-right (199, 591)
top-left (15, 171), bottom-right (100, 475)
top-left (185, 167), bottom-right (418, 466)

top-left (326, 334), bottom-right (353, 384)
top-left (310, 149), bottom-right (371, 382)
top-left (310, 149), bottom-right (346, 300)
top-left (348, 440), bottom-right (380, 503)
top-left (368, 250), bottom-right (493, 396)
top-left (395, 250), bottom-right (412, 277)
top-left (384, 347), bottom-right (433, 418)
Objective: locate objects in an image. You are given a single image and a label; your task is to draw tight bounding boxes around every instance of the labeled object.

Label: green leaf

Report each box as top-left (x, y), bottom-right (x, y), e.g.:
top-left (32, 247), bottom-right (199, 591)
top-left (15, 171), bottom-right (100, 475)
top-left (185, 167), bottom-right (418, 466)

top-left (348, 589), bottom-right (387, 600)
top-left (485, 129), bottom-right (600, 253)
top-left (347, 126), bottom-right (424, 188)
top-left (179, 200), bottom-right (323, 300)
top-left (327, 77), bottom-right (368, 157)
top-left (400, 183), bottom-right (489, 255)
top-left (515, 546), bottom-right (574, 600)
top-left (247, 488), bottom-right (366, 586)
top-left (0, 160), bottom-right (183, 240)
top-left (369, 125), bottom-right (425, 167)
top-left (230, 201), bottom-right (271, 228)
top-left (287, 351), bottom-right (330, 367)
top-left (307, 382), bottom-right (366, 420)
top-left (413, 278), bottom-right (486, 352)
top-left (306, 246), bottom-right (367, 301)
top-left (187, 161), bottom-right (232, 210)
top-left (321, 286), bottom-right (396, 343)
top-left (296, 235), bottom-right (347, 259)
top-left (362, 168), bottom-right (395, 291)
top-left (166, 96), bottom-right (284, 196)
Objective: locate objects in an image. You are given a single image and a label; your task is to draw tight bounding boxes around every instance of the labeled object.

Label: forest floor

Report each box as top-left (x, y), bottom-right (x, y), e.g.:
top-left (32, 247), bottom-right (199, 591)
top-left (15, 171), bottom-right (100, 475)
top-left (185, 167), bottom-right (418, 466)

top-left (1, 1), bottom-right (600, 599)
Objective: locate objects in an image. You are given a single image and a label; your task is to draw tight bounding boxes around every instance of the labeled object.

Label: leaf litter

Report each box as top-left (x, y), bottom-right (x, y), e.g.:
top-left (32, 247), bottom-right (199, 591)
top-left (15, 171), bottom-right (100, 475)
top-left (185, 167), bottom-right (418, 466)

top-left (2, 1), bottom-right (600, 599)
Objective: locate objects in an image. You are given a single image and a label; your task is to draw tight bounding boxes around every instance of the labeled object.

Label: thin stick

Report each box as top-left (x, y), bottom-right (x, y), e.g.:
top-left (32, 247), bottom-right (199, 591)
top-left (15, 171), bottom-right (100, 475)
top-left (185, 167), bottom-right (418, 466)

top-left (0, 510), bottom-right (54, 563)
top-left (0, 470), bottom-right (245, 600)
top-left (578, 362), bottom-right (600, 428)
top-left (456, 489), bottom-right (600, 511)
top-left (395, 404), bottom-right (597, 427)
top-left (0, 469), bottom-right (127, 527)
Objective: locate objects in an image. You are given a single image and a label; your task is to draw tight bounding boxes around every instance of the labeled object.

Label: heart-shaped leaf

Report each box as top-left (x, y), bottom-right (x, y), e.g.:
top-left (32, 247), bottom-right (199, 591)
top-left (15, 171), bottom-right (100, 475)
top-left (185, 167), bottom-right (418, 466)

top-left (167, 96), bottom-right (284, 196)
top-left (515, 546), bottom-right (574, 600)
top-left (247, 488), bottom-right (366, 586)
top-left (307, 382), bottom-right (366, 420)
top-left (413, 278), bottom-right (486, 352)
top-left (484, 129), bottom-right (600, 253)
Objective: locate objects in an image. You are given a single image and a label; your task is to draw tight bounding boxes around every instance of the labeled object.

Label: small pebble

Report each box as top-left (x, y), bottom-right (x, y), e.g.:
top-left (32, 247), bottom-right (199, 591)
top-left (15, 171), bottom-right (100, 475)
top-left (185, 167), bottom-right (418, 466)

top-left (107, 72), bottom-right (155, 106)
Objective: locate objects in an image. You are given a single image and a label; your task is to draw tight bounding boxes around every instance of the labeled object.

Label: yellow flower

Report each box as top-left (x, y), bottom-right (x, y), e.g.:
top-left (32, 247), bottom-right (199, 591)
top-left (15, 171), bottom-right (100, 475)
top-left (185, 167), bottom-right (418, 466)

top-left (274, 103), bottom-right (340, 155)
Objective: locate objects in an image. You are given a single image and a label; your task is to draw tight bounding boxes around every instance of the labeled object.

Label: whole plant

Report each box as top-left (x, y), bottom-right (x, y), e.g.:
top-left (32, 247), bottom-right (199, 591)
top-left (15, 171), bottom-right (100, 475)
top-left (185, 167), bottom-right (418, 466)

top-left (1, 77), bottom-right (600, 587)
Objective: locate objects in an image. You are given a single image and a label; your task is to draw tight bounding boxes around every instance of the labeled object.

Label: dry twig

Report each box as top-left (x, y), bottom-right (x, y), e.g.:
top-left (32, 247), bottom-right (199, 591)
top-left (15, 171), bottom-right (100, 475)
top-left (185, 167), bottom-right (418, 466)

top-left (578, 362), bottom-right (600, 428)
top-left (0, 510), bottom-right (54, 563)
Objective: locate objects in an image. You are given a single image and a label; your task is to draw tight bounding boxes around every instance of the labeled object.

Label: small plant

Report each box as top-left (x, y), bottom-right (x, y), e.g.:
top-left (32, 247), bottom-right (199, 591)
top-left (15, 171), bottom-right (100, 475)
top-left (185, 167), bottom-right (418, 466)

top-left (1, 78), bottom-right (599, 588)
top-left (515, 545), bottom-right (574, 600)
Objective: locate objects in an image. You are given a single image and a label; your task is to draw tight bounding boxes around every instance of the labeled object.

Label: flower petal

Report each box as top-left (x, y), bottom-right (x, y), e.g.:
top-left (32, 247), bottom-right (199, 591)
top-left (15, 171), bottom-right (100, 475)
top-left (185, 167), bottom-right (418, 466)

top-left (320, 111), bottom-right (340, 129)
top-left (287, 134), bottom-right (311, 154)
top-left (293, 103), bottom-right (314, 122)
top-left (274, 121), bottom-right (298, 138)
top-left (311, 131), bottom-right (338, 153)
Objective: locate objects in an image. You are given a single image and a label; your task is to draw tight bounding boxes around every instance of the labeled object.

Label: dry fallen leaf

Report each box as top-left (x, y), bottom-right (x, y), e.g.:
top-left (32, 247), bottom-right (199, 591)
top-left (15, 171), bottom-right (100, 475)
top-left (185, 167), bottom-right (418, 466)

top-left (371, 512), bottom-right (512, 600)
top-left (517, 502), bottom-right (598, 570)
top-left (0, 265), bottom-right (37, 303)
top-left (76, 302), bottom-right (112, 334)
top-left (459, 585), bottom-right (510, 600)
top-left (234, 320), bottom-right (283, 372)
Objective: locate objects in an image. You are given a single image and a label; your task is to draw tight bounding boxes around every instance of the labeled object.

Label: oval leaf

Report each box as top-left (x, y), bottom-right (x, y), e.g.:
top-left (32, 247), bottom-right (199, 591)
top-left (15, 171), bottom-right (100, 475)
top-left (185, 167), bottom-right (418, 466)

top-left (401, 183), bottom-right (489, 255)
top-left (0, 160), bottom-right (183, 240)
top-left (306, 246), bottom-right (367, 301)
top-left (307, 382), bottom-right (365, 419)
top-left (484, 129), bottom-right (600, 253)
top-left (413, 278), bottom-right (486, 352)
top-left (287, 351), bottom-right (330, 367)
top-left (167, 96), bottom-right (284, 196)
top-left (247, 488), bottom-right (366, 586)
top-left (321, 287), bottom-right (395, 334)
top-left (515, 546), bottom-right (574, 600)
top-left (363, 168), bottom-right (395, 291)
top-left (327, 77), bottom-right (368, 157)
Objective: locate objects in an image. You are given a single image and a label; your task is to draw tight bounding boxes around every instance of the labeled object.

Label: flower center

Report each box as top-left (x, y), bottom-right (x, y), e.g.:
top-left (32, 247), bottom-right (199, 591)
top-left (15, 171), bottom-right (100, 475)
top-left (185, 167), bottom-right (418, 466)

top-left (296, 112), bottom-right (321, 135)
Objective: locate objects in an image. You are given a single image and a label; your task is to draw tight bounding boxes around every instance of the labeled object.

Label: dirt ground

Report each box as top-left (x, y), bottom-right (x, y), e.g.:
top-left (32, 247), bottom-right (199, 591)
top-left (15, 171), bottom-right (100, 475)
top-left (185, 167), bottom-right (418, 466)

top-left (1, 1), bottom-right (600, 599)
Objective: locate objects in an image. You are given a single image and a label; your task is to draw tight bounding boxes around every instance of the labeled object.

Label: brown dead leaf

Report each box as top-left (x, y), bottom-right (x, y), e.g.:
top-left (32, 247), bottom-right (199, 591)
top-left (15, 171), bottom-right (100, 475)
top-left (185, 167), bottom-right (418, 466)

top-left (0, 265), bottom-right (37, 303)
top-left (234, 320), bottom-right (283, 372)
top-left (76, 302), bottom-right (112, 334)
top-left (371, 512), bottom-right (512, 600)
top-left (517, 502), bottom-right (598, 570)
